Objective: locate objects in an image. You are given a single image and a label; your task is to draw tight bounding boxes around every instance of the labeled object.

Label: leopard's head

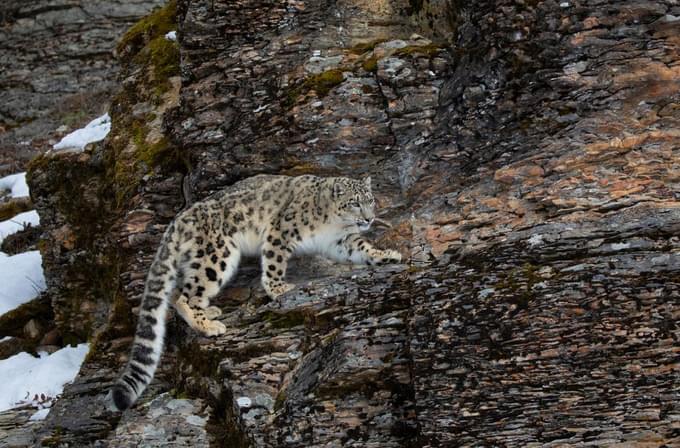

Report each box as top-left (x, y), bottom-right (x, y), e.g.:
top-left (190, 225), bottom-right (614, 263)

top-left (331, 176), bottom-right (375, 231)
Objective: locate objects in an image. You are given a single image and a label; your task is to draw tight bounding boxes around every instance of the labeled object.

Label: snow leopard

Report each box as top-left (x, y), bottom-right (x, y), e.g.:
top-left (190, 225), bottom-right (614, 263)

top-left (109, 174), bottom-right (402, 410)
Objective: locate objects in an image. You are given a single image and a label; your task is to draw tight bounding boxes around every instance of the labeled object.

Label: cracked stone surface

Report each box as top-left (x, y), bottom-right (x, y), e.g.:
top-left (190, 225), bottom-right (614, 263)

top-left (20, 0), bottom-right (680, 446)
top-left (106, 393), bottom-right (210, 447)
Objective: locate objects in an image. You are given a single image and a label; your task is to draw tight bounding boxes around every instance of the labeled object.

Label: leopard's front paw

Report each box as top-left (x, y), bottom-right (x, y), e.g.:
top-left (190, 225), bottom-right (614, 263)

top-left (265, 281), bottom-right (296, 299)
top-left (378, 249), bottom-right (402, 264)
top-left (200, 320), bottom-right (227, 337)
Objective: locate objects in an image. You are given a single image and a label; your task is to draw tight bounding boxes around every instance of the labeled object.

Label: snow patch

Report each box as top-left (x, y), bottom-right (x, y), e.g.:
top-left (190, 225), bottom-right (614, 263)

top-left (53, 113), bottom-right (111, 151)
top-left (0, 343), bottom-right (89, 412)
top-left (29, 408), bottom-right (51, 421)
top-left (165, 30), bottom-right (177, 41)
top-left (236, 397), bottom-right (252, 408)
top-left (610, 242), bottom-right (630, 251)
top-left (0, 210), bottom-right (40, 245)
top-left (0, 172), bottom-right (29, 198)
top-left (0, 251), bottom-right (46, 316)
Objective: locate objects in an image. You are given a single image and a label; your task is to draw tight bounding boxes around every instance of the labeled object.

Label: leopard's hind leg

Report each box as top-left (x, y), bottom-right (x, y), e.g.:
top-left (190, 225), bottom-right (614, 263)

top-left (173, 239), bottom-right (241, 336)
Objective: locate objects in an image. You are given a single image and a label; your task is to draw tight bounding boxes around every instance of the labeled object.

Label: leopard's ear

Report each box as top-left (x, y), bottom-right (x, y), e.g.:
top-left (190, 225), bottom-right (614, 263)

top-left (333, 181), bottom-right (345, 197)
top-left (363, 176), bottom-right (372, 190)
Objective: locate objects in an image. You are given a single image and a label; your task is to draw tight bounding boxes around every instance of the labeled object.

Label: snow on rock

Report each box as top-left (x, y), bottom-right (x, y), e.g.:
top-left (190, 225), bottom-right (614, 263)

top-left (0, 210), bottom-right (40, 245)
top-left (0, 343), bottom-right (89, 412)
top-left (53, 113), bottom-right (111, 151)
top-left (0, 172), bottom-right (29, 198)
top-left (165, 30), bottom-right (177, 41)
top-left (236, 397), bottom-right (252, 408)
top-left (29, 408), bottom-right (51, 421)
top-left (0, 251), bottom-right (46, 316)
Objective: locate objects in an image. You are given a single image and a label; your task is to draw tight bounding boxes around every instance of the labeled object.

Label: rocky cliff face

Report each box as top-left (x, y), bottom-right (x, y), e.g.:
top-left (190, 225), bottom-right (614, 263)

top-left (17, 0), bottom-right (680, 446)
top-left (0, 0), bottom-right (165, 172)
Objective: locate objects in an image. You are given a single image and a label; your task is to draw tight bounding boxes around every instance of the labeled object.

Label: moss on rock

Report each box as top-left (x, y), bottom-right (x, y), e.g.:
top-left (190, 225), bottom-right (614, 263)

top-left (107, 0), bottom-right (183, 206)
top-left (393, 44), bottom-right (444, 58)
top-left (348, 39), bottom-right (387, 55)
top-left (362, 56), bottom-right (379, 73)
top-left (305, 69), bottom-right (345, 96)
top-left (133, 36), bottom-right (180, 98)
top-left (23, 0), bottom-right (182, 341)
top-left (285, 68), bottom-right (346, 107)
top-left (116, 0), bottom-right (177, 58)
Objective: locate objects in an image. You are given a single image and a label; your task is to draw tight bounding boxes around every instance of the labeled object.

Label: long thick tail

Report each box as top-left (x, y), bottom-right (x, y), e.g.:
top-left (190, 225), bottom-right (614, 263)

top-left (109, 225), bottom-right (179, 411)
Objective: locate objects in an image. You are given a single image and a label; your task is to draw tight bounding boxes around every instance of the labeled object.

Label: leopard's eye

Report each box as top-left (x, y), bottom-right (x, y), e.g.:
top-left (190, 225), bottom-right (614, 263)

top-left (349, 201), bottom-right (360, 208)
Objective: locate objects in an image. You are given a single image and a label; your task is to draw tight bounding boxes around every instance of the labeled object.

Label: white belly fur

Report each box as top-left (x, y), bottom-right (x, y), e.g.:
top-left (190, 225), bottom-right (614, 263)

top-left (234, 230), bottom-right (264, 256)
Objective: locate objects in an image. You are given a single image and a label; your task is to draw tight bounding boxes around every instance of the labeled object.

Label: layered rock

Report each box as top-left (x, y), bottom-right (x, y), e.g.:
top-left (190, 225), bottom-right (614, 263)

top-left (21, 0), bottom-right (680, 446)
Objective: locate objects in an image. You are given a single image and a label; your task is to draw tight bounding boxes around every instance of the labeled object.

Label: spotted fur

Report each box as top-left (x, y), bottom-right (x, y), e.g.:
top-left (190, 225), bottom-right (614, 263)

top-left (109, 174), bottom-right (401, 411)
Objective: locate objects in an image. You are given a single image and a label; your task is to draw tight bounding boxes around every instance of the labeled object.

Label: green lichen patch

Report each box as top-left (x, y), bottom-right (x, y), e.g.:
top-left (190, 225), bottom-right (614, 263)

top-left (105, 0), bottom-right (182, 206)
top-left (362, 56), bottom-right (379, 73)
top-left (348, 39), bottom-right (387, 55)
top-left (306, 69), bottom-right (345, 96)
top-left (108, 113), bottom-right (186, 206)
top-left (136, 135), bottom-right (176, 170)
top-left (133, 36), bottom-right (180, 97)
top-left (116, 0), bottom-right (177, 59)
top-left (22, 0), bottom-right (182, 346)
top-left (261, 306), bottom-right (335, 334)
top-left (273, 390), bottom-right (287, 411)
top-left (393, 44), bottom-right (444, 58)
top-left (285, 69), bottom-right (346, 107)
top-left (262, 310), bottom-right (306, 329)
